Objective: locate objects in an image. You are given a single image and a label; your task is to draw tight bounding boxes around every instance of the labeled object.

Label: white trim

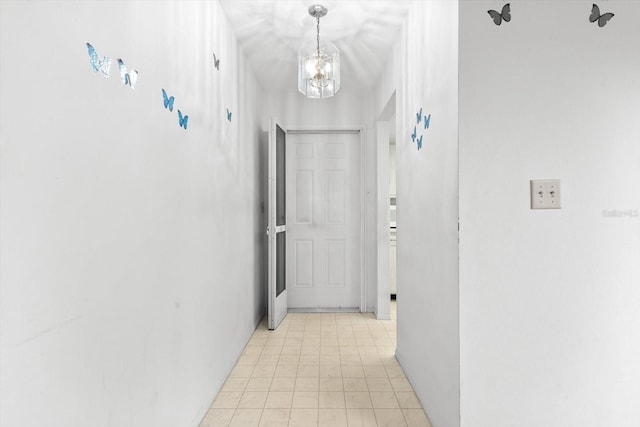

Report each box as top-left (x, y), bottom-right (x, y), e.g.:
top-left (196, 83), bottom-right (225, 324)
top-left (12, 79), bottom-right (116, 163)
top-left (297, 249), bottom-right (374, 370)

top-left (360, 127), bottom-right (367, 313)
top-left (288, 307), bottom-right (360, 313)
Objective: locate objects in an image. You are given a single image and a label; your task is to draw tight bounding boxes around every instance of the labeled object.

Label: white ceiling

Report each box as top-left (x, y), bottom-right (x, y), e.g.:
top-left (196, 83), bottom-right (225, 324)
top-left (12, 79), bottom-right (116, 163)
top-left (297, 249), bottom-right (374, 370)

top-left (218, 0), bottom-right (411, 93)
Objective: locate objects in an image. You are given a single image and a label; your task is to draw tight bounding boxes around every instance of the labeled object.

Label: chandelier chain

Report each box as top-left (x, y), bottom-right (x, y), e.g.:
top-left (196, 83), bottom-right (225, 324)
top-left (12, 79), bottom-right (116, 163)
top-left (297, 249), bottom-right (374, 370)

top-left (316, 16), bottom-right (321, 57)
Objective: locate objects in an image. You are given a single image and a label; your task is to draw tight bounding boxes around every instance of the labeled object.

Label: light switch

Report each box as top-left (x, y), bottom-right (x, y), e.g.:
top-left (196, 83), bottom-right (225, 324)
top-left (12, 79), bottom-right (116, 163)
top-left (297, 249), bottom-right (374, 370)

top-left (530, 179), bottom-right (561, 209)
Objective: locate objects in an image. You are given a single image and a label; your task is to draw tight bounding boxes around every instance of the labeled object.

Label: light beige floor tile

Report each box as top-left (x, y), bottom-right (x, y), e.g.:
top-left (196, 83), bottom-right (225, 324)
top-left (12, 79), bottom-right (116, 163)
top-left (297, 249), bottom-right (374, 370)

top-left (321, 338), bottom-right (339, 346)
top-left (341, 365), bottom-right (365, 378)
top-left (297, 365), bottom-right (320, 378)
top-left (237, 354), bottom-right (260, 365)
top-left (346, 408), bottom-right (377, 427)
top-left (320, 346), bottom-right (340, 355)
top-left (203, 302), bottom-right (428, 427)
top-left (245, 377), bottom-right (273, 392)
top-left (343, 377), bottom-right (368, 392)
top-left (258, 408), bottom-right (290, 427)
top-left (261, 346), bottom-right (283, 355)
top-left (238, 391), bottom-right (268, 409)
top-left (284, 337), bottom-right (303, 346)
top-left (374, 409), bottom-right (408, 427)
top-left (281, 346), bottom-right (302, 356)
top-left (390, 377), bottom-right (413, 392)
top-left (318, 408), bottom-right (347, 427)
top-left (395, 392), bottom-right (422, 409)
top-left (229, 365), bottom-right (255, 378)
top-left (402, 409), bottom-right (432, 427)
top-left (277, 354), bottom-right (299, 366)
top-left (299, 354), bottom-right (320, 365)
top-left (358, 346), bottom-right (379, 355)
top-left (301, 346), bottom-right (321, 355)
top-left (319, 365), bottom-right (342, 378)
top-left (319, 377), bottom-right (343, 392)
top-left (264, 391), bottom-right (293, 409)
top-left (200, 408), bottom-right (234, 427)
top-left (221, 377), bottom-right (249, 392)
top-left (367, 377), bottom-right (393, 391)
top-left (257, 354), bottom-right (280, 365)
top-left (243, 346), bottom-right (264, 356)
top-left (339, 345), bottom-right (359, 355)
top-left (295, 377), bottom-right (319, 392)
top-left (319, 391), bottom-right (345, 409)
top-left (247, 337), bottom-right (268, 347)
top-left (269, 377), bottom-right (295, 392)
top-left (289, 321), bottom-right (306, 331)
top-left (340, 354), bottom-right (362, 365)
top-left (371, 391), bottom-right (400, 409)
top-left (252, 365), bottom-right (277, 378)
top-left (274, 365), bottom-right (298, 378)
top-left (319, 354), bottom-right (341, 365)
top-left (360, 354), bottom-right (384, 365)
top-left (287, 330), bottom-right (304, 339)
top-left (385, 365), bottom-right (406, 378)
top-left (344, 391), bottom-right (373, 409)
top-left (212, 391), bottom-right (243, 409)
top-left (229, 409), bottom-right (262, 427)
top-left (364, 365), bottom-right (388, 378)
top-left (266, 338), bottom-right (285, 346)
top-left (292, 391), bottom-right (319, 408)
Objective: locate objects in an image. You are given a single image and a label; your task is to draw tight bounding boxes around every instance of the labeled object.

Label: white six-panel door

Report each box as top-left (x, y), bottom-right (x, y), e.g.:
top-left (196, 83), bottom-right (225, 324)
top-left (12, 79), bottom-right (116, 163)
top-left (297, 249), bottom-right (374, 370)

top-left (286, 132), bottom-right (361, 310)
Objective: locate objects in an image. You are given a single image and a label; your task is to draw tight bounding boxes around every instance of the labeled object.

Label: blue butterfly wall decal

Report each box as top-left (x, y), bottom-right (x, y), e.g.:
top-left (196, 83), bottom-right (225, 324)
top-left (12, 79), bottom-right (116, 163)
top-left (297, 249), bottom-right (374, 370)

top-left (213, 53), bottom-right (220, 70)
top-left (226, 108), bottom-right (232, 122)
top-left (589, 4), bottom-right (614, 27)
top-left (416, 107), bottom-right (423, 125)
top-left (86, 42), bottom-right (112, 78)
top-left (488, 3), bottom-right (511, 26)
top-left (424, 114), bottom-right (431, 130)
top-left (178, 110), bottom-right (189, 130)
top-left (162, 89), bottom-right (175, 112)
top-left (117, 58), bottom-right (138, 89)
top-left (416, 135), bottom-right (423, 150)
top-left (411, 126), bottom-right (417, 143)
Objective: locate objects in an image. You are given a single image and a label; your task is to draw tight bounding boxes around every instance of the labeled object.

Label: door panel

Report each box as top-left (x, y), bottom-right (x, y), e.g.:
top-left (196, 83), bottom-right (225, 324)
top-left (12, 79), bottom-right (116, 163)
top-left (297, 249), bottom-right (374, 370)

top-left (268, 119), bottom-right (287, 329)
top-left (286, 132), bottom-right (361, 310)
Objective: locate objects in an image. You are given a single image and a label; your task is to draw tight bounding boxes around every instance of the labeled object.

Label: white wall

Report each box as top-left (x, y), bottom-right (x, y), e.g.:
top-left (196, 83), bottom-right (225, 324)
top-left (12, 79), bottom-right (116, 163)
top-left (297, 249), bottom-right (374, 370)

top-left (0, 2), bottom-right (265, 426)
top-left (374, 1), bottom-right (460, 426)
top-left (459, 1), bottom-right (640, 426)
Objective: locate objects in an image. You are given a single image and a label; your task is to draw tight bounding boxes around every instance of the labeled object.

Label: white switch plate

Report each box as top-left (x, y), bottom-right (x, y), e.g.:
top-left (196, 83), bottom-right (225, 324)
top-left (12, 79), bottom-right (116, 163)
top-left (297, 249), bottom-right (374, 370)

top-left (530, 179), bottom-right (561, 209)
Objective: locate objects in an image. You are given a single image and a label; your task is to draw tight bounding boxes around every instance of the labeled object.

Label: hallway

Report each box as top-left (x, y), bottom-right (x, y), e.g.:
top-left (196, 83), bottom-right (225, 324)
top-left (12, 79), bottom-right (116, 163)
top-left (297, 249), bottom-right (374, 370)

top-left (200, 303), bottom-right (430, 427)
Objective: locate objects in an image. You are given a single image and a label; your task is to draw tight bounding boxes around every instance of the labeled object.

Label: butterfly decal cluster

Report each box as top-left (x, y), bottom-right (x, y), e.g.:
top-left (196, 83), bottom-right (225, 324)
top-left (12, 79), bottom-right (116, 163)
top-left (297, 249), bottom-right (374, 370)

top-left (589, 4), bottom-right (614, 27)
top-left (487, 3), bottom-right (615, 28)
top-left (85, 42), bottom-right (235, 133)
top-left (162, 89), bottom-right (189, 130)
top-left (86, 42), bottom-right (140, 89)
top-left (411, 107), bottom-right (431, 151)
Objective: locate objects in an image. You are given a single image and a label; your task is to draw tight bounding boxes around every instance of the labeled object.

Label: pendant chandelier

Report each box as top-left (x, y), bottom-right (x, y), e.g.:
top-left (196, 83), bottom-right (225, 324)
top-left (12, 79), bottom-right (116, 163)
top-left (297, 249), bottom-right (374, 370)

top-left (298, 4), bottom-right (340, 99)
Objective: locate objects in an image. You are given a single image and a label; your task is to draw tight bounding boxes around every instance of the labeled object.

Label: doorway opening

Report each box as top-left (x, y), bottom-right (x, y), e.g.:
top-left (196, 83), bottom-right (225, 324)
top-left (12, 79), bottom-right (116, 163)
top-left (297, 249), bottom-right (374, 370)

top-left (375, 91), bottom-right (396, 322)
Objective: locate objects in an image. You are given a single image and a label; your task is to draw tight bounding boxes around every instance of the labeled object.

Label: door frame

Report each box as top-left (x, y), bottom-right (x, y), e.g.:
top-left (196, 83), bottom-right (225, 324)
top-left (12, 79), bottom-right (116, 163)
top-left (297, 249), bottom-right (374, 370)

top-left (285, 125), bottom-right (367, 313)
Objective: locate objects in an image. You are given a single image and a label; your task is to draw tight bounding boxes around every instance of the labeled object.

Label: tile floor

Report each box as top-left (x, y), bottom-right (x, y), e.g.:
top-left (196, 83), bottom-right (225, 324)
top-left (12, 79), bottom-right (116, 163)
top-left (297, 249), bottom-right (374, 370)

top-left (200, 301), bottom-right (431, 427)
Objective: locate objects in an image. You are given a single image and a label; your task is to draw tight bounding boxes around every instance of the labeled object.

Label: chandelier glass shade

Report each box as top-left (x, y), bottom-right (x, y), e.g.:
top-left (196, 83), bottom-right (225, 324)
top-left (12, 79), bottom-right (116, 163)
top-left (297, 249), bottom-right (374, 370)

top-left (298, 5), bottom-right (340, 98)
